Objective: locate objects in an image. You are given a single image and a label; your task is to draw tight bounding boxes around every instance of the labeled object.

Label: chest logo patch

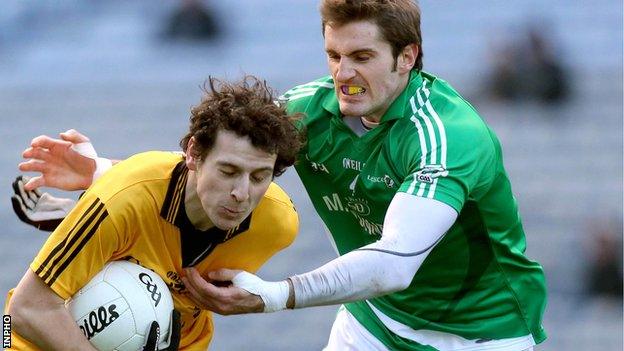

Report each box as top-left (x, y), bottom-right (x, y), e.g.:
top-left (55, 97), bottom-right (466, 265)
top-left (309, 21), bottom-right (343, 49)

top-left (365, 174), bottom-right (396, 188)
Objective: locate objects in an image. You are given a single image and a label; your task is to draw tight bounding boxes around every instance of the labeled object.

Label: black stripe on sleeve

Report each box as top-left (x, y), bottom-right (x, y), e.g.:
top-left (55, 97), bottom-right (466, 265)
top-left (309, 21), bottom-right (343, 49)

top-left (160, 161), bottom-right (188, 224)
top-left (35, 199), bottom-right (101, 277)
top-left (45, 207), bottom-right (109, 286)
top-left (37, 200), bottom-right (107, 285)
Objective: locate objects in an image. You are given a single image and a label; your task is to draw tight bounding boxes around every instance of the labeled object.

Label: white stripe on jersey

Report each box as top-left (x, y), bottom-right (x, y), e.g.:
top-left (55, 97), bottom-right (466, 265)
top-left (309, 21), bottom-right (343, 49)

top-left (422, 82), bottom-right (447, 198)
top-left (285, 91), bottom-right (317, 101)
top-left (280, 81), bottom-right (334, 102)
top-left (364, 301), bottom-right (536, 351)
top-left (407, 113), bottom-right (427, 196)
top-left (408, 97), bottom-right (428, 196)
top-left (416, 83), bottom-right (438, 197)
top-left (407, 79), bottom-right (448, 199)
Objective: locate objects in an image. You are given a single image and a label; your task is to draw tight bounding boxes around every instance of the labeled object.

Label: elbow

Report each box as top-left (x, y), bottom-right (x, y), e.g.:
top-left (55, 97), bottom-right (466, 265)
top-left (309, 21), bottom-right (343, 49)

top-left (370, 277), bottom-right (410, 296)
top-left (388, 275), bottom-right (413, 293)
top-left (379, 267), bottom-right (414, 294)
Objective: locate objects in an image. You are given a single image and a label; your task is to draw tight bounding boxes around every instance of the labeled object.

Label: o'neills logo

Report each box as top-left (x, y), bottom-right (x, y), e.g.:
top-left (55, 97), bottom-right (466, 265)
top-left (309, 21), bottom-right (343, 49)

top-left (79, 304), bottom-right (119, 340)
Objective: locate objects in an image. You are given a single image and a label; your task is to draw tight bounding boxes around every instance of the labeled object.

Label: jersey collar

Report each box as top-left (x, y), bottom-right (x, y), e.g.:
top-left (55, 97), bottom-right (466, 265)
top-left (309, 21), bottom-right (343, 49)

top-left (160, 160), bottom-right (189, 225)
top-left (321, 70), bottom-right (424, 124)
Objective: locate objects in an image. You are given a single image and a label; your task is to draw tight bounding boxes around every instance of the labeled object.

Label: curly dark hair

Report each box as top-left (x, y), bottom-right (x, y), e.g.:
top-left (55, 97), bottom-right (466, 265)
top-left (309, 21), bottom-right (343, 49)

top-left (180, 76), bottom-right (304, 177)
top-left (320, 0), bottom-right (423, 70)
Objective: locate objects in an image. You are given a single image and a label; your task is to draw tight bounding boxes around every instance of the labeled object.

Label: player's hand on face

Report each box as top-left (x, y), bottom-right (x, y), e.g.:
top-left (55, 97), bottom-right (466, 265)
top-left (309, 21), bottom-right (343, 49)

top-left (182, 267), bottom-right (265, 315)
top-left (19, 129), bottom-right (97, 191)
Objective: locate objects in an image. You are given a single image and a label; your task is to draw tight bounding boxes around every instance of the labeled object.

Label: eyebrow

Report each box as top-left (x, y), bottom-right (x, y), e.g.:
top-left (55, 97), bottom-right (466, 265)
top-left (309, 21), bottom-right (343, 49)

top-left (216, 161), bottom-right (274, 173)
top-left (325, 48), bottom-right (376, 56)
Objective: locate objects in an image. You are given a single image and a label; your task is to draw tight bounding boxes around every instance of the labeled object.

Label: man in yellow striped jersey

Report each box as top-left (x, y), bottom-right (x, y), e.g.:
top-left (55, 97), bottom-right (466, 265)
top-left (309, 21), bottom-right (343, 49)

top-left (6, 76), bottom-right (303, 350)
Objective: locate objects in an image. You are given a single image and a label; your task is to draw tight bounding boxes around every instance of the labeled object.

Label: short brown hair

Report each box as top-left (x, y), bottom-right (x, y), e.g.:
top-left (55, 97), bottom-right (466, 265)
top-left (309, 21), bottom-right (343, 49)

top-left (320, 0), bottom-right (423, 70)
top-left (180, 76), bottom-right (304, 177)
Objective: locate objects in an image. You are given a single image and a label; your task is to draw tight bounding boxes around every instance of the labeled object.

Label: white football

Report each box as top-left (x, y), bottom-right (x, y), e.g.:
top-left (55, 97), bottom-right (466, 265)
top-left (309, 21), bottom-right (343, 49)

top-left (65, 261), bottom-right (174, 351)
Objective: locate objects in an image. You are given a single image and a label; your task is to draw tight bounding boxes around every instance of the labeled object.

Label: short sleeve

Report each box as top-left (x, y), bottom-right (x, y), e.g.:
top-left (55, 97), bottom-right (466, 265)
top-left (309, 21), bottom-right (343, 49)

top-left (29, 192), bottom-right (127, 300)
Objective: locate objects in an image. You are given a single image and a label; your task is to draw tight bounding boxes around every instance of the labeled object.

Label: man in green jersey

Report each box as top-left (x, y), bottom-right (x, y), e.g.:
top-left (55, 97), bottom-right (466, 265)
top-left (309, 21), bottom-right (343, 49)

top-left (13, 1), bottom-right (546, 350)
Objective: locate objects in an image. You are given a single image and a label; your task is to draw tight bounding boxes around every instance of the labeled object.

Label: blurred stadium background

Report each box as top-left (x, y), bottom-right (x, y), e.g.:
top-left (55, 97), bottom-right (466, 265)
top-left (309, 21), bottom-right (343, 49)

top-left (0, 0), bottom-right (621, 350)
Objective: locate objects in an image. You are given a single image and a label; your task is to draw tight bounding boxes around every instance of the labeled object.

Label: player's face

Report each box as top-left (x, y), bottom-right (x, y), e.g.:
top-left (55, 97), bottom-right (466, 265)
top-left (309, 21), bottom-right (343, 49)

top-left (324, 20), bottom-right (414, 122)
top-left (187, 130), bottom-right (276, 230)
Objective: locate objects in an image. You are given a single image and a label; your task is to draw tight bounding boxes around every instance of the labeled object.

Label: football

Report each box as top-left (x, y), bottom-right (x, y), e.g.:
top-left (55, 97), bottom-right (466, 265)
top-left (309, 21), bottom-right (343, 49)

top-left (65, 261), bottom-right (174, 351)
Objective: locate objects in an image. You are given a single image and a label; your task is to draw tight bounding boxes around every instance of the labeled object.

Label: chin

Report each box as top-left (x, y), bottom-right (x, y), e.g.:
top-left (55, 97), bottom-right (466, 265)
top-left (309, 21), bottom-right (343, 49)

top-left (339, 102), bottom-right (369, 117)
top-left (214, 217), bottom-right (245, 231)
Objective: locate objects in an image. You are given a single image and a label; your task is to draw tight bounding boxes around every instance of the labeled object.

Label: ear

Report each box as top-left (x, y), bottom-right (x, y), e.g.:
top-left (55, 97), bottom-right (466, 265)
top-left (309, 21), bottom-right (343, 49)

top-left (185, 137), bottom-right (198, 171)
top-left (397, 44), bottom-right (418, 74)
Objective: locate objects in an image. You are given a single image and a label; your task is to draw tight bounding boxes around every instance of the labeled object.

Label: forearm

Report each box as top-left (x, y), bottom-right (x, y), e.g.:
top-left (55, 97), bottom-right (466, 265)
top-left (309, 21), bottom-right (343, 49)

top-left (8, 270), bottom-right (97, 350)
top-left (232, 194), bottom-right (457, 312)
top-left (290, 194), bottom-right (457, 308)
top-left (289, 241), bottom-right (429, 308)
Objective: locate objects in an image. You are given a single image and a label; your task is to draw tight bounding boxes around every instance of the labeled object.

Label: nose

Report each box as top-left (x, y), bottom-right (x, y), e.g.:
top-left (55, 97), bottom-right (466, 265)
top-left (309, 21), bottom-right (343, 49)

top-left (335, 58), bottom-right (356, 82)
top-left (230, 176), bottom-right (250, 202)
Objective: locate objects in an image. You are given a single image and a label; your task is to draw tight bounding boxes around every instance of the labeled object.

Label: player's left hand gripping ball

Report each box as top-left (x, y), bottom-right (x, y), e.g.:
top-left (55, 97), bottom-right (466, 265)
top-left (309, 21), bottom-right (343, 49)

top-left (143, 309), bottom-right (181, 351)
top-left (11, 175), bottom-right (76, 231)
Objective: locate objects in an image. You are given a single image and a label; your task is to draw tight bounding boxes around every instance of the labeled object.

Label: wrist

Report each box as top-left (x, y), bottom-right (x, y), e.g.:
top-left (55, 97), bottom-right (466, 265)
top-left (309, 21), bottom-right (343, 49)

top-left (232, 272), bottom-right (290, 313)
top-left (92, 157), bottom-right (113, 182)
top-left (286, 278), bottom-right (295, 309)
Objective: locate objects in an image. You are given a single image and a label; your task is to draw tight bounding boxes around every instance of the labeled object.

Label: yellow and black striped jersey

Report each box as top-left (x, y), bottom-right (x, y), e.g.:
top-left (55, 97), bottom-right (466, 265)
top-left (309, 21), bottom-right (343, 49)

top-left (8, 151), bottom-right (299, 350)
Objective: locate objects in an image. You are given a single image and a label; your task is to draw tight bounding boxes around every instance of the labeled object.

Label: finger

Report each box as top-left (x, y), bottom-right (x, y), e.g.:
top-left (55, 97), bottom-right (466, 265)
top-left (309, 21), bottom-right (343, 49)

top-left (22, 175), bottom-right (46, 191)
top-left (14, 176), bottom-right (42, 203)
top-left (183, 268), bottom-right (214, 296)
top-left (11, 195), bottom-right (34, 225)
top-left (22, 147), bottom-right (42, 160)
top-left (13, 178), bottom-right (37, 210)
top-left (60, 129), bottom-right (90, 143)
top-left (30, 135), bottom-right (72, 150)
top-left (165, 310), bottom-right (181, 351)
top-left (207, 268), bottom-right (240, 282)
top-left (12, 176), bottom-right (26, 197)
top-left (181, 272), bottom-right (201, 298)
top-left (22, 147), bottom-right (55, 162)
top-left (15, 176), bottom-right (43, 197)
top-left (18, 159), bottom-right (46, 173)
top-left (180, 276), bottom-right (206, 307)
top-left (183, 269), bottom-right (224, 303)
top-left (142, 321), bottom-right (160, 351)
top-left (185, 268), bottom-right (219, 293)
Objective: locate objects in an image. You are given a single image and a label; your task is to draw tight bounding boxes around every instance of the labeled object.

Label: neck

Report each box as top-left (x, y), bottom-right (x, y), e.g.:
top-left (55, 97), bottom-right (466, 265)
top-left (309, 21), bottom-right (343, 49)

top-left (184, 171), bottom-right (214, 231)
top-left (360, 116), bottom-right (380, 130)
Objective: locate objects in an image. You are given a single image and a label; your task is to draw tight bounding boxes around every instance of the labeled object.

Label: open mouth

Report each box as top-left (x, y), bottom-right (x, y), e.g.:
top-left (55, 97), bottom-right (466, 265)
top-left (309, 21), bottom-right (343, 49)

top-left (341, 85), bottom-right (366, 96)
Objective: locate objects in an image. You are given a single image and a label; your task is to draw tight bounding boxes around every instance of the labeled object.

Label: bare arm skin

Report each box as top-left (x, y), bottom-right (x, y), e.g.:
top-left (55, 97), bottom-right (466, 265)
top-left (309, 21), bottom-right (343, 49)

top-left (8, 269), bottom-right (97, 350)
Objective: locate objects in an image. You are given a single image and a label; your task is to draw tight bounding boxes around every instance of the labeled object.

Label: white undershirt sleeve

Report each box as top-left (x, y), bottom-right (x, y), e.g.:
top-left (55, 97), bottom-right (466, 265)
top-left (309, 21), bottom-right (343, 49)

top-left (290, 192), bottom-right (458, 308)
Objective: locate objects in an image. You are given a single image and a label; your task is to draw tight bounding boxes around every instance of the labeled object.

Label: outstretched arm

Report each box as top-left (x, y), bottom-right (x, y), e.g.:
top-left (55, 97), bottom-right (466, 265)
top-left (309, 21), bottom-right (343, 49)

top-left (19, 129), bottom-right (115, 191)
top-left (182, 193), bottom-right (458, 314)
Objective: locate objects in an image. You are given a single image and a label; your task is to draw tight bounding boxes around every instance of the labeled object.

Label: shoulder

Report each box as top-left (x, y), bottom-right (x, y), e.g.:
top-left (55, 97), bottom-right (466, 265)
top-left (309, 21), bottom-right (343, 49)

top-left (398, 73), bottom-right (494, 149)
top-left (116, 151), bottom-right (184, 172)
top-left (253, 182), bottom-right (299, 243)
top-left (280, 76), bottom-right (334, 112)
top-left (89, 151), bottom-right (184, 203)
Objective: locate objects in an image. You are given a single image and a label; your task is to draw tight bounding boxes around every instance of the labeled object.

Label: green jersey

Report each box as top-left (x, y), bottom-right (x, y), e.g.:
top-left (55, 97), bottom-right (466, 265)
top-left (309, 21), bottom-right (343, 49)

top-left (283, 71), bottom-right (547, 350)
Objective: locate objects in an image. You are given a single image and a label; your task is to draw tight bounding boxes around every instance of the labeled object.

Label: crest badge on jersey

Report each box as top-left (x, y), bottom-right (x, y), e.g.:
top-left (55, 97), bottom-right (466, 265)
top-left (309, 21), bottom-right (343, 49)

top-left (415, 165), bottom-right (448, 184)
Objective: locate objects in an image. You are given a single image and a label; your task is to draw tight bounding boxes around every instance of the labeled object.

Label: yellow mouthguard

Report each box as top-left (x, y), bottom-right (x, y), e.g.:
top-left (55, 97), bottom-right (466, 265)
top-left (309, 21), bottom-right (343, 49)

top-left (344, 86), bottom-right (365, 95)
